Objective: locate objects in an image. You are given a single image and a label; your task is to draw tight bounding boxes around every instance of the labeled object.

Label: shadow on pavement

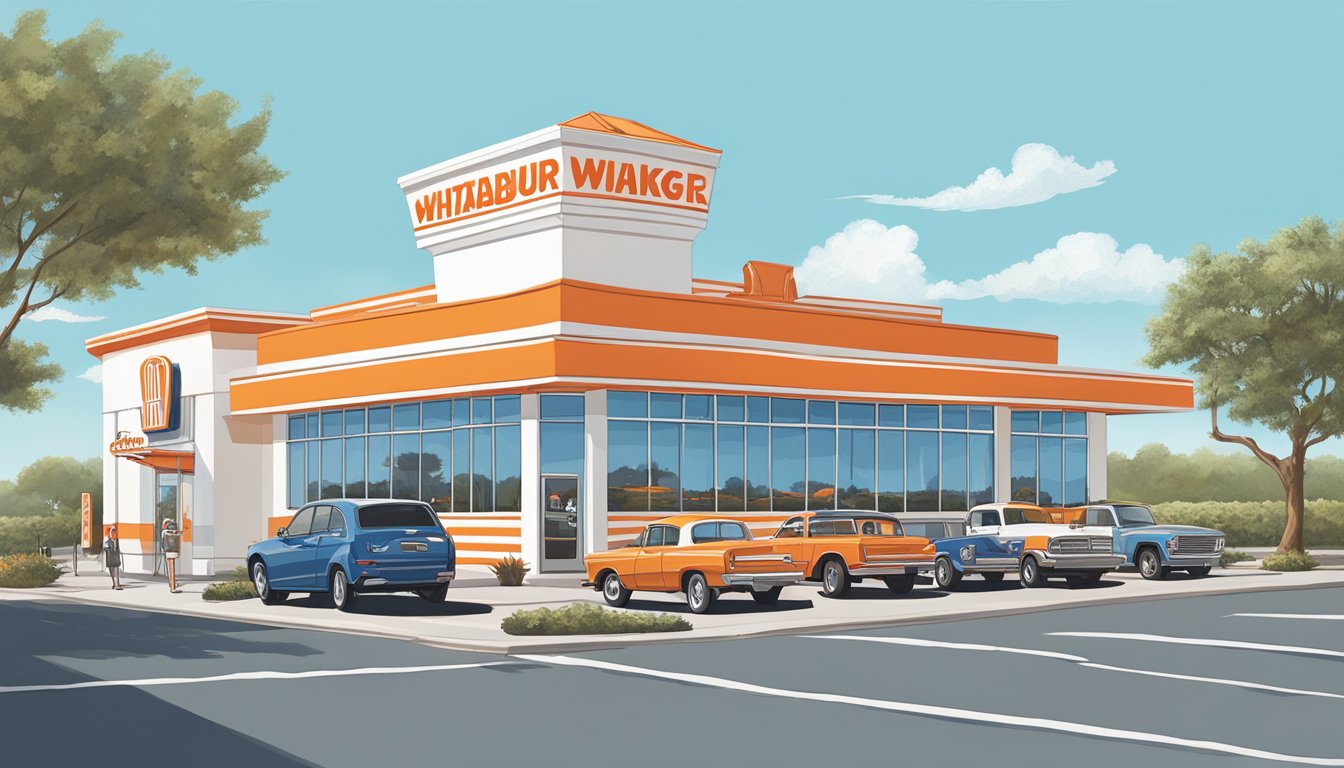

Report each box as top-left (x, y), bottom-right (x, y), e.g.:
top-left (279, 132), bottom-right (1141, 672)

top-left (277, 594), bottom-right (493, 617)
top-left (623, 597), bottom-right (816, 615)
top-left (834, 586), bottom-right (952, 601)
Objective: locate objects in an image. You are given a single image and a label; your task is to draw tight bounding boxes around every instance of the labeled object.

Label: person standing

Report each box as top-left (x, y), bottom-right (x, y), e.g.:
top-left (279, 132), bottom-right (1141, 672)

top-left (162, 519), bottom-right (182, 593)
top-left (104, 526), bottom-right (123, 590)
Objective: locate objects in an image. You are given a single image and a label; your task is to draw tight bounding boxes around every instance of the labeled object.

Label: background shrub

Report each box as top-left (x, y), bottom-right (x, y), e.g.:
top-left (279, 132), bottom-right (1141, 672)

top-left (490, 555), bottom-right (529, 586)
top-left (203, 580), bottom-right (257, 601)
top-left (1152, 500), bottom-right (1344, 548)
top-left (0, 553), bottom-right (62, 588)
top-left (0, 515), bottom-right (80, 557)
top-left (1111, 446), bottom-right (1344, 503)
top-left (1219, 549), bottom-right (1255, 567)
top-left (502, 602), bottom-right (691, 635)
top-left (1261, 552), bottom-right (1319, 572)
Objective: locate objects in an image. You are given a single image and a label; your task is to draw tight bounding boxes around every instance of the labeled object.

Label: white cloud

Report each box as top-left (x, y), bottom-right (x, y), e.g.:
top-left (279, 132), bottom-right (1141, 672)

top-left (793, 220), bottom-right (1184, 304)
top-left (844, 143), bottom-right (1116, 212)
top-left (28, 306), bottom-right (106, 324)
top-left (76, 365), bottom-right (102, 384)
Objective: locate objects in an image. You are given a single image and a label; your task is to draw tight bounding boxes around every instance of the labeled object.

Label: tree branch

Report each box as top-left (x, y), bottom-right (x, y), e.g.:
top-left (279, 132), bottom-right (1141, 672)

top-left (1209, 391), bottom-right (1286, 473)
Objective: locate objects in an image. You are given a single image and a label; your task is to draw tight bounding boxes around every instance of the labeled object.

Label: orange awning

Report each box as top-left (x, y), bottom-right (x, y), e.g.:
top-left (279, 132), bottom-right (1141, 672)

top-left (114, 448), bottom-right (195, 474)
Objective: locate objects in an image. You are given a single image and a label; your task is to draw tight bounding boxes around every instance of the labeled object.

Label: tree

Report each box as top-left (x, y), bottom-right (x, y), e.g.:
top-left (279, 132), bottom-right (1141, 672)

top-left (0, 455), bottom-right (101, 517)
top-left (1144, 216), bottom-right (1344, 553)
top-left (0, 10), bottom-right (282, 410)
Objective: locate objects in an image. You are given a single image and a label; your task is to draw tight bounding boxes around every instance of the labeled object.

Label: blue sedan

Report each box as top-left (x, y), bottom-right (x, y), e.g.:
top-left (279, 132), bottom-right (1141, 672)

top-left (247, 499), bottom-right (455, 611)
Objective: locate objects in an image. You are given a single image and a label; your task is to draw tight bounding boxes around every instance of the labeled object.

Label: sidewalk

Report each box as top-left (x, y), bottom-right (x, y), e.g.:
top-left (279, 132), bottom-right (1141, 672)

top-left (6, 556), bottom-right (1344, 654)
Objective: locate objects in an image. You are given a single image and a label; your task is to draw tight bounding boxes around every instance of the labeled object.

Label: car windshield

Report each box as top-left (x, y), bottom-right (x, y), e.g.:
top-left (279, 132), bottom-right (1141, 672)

top-left (1002, 507), bottom-right (1050, 525)
top-left (1114, 505), bottom-right (1156, 528)
top-left (357, 503), bottom-right (439, 529)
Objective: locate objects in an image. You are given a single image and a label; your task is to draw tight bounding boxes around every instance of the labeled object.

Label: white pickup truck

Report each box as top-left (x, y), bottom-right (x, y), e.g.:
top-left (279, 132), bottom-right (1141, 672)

top-left (932, 502), bottom-right (1124, 588)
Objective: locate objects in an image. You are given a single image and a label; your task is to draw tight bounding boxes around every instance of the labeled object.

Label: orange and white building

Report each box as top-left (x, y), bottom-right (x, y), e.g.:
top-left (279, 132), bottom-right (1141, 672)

top-left (87, 113), bottom-right (1193, 576)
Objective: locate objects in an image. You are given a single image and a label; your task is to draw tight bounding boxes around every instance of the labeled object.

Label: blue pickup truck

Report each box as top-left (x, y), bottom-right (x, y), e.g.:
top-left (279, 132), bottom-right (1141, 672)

top-left (1068, 502), bottom-right (1225, 580)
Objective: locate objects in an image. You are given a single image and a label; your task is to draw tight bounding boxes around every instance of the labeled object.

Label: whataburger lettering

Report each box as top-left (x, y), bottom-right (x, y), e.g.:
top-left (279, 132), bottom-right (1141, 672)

top-left (109, 435), bottom-right (147, 455)
top-left (413, 155), bottom-right (710, 229)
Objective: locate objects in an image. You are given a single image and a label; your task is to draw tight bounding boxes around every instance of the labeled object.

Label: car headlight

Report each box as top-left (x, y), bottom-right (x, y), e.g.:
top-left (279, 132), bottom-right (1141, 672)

top-left (1165, 538), bottom-right (1178, 553)
top-left (368, 542), bottom-right (390, 554)
top-left (1215, 538), bottom-right (1225, 552)
top-left (960, 545), bottom-right (975, 562)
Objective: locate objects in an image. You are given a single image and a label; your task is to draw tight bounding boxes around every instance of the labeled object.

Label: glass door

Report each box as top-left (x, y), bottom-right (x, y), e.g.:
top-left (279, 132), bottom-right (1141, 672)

top-left (540, 475), bottom-right (581, 572)
top-left (154, 473), bottom-right (193, 574)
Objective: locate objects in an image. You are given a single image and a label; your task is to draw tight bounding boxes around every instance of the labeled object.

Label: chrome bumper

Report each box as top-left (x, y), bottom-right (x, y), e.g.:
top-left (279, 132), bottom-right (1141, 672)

top-left (721, 570), bottom-right (805, 589)
top-left (1036, 552), bottom-right (1125, 570)
top-left (1166, 554), bottom-right (1220, 567)
top-left (850, 560), bottom-right (936, 577)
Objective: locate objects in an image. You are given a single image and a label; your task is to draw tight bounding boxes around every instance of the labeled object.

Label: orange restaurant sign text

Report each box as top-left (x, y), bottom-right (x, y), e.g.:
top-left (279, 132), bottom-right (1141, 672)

top-left (109, 435), bottom-right (147, 456)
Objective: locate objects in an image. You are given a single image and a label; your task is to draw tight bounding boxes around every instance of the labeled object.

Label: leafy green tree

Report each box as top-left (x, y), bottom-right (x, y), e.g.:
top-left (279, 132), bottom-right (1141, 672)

top-left (0, 455), bottom-right (101, 517)
top-left (1108, 444), bottom-right (1344, 503)
top-left (1144, 217), bottom-right (1344, 553)
top-left (0, 10), bottom-right (282, 410)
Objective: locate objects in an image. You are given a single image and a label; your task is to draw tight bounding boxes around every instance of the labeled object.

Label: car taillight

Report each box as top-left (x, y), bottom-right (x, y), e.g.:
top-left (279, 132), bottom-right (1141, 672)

top-left (356, 560), bottom-right (377, 566)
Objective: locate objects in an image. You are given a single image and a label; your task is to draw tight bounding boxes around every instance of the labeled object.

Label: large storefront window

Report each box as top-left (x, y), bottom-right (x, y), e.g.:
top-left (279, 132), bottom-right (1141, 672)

top-left (607, 393), bottom-right (995, 515)
top-left (285, 395), bottom-right (522, 513)
top-left (1010, 410), bottom-right (1089, 507)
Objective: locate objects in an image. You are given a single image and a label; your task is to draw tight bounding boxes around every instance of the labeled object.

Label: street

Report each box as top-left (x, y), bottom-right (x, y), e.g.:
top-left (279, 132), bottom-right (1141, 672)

top-left (2, 585), bottom-right (1342, 767)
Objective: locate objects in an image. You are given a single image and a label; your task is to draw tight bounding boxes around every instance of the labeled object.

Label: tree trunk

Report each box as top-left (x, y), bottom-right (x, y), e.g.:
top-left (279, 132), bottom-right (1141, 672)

top-left (1277, 449), bottom-right (1306, 554)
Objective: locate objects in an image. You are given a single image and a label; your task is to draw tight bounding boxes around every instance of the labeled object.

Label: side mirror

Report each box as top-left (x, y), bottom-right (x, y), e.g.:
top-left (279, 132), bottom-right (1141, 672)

top-left (276, 527), bottom-right (288, 538)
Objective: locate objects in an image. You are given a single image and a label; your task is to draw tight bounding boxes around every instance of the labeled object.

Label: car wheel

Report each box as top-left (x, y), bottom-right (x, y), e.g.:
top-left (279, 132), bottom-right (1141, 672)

top-left (1187, 565), bottom-right (1213, 578)
top-left (1019, 556), bottom-right (1047, 588)
top-left (1137, 548), bottom-right (1168, 580)
top-left (820, 558), bottom-right (851, 598)
top-left (934, 557), bottom-right (962, 590)
top-left (982, 572), bottom-right (1005, 584)
top-left (750, 586), bottom-right (783, 605)
top-left (253, 561), bottom-right (287, 605)
top-left (416, 585), bottom-right (449, 603)
top-left (883, 575), bottom-right (916, 594)
top-left (330, 568), bottom-right (357, 612)
top-left (685, 573), bottom-right (716, 614)
top-left (602, 572), bottom-right (632, 607)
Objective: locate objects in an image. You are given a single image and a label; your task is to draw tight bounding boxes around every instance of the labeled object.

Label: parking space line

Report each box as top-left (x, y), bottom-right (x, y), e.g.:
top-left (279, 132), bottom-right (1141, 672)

top-left (516, 653), bottom-right (1344, 766)
top-left (1230, 613), bottom-right (1344, 621)
top-left (1049, 632), bottom-right (1344, 659)
top-left (0, 661), bottom-right (518, 695)
top-left (1079, 663), bottom-right (1344, 700)
top-left (805, 634), bottom-right (1090, 662)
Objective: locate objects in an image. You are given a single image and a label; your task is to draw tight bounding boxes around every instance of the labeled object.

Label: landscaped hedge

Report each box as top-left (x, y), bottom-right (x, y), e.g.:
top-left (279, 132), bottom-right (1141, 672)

top-left (502, 602), bottom-right (692, 636)
top-left (0, 515), bottom-right (80, 557)
top-left (0, 553), bottom-right (62, 588)
top-left (1152, 500), bottom-right (1344, 548)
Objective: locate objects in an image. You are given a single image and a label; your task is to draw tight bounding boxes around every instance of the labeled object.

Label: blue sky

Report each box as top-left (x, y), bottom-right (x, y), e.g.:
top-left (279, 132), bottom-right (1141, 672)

top-left (2, 0), bottom-right (1342, 479)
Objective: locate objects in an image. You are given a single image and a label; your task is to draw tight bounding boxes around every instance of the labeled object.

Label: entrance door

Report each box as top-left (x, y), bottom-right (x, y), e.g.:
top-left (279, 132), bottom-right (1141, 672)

top-left (540, 475), bottom-right (582, 572)
top-left (154, 473), bottom-right (193, 574)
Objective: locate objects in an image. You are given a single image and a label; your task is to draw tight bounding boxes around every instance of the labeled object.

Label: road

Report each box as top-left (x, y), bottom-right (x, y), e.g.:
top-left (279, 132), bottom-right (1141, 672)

top-left (2, 585), bottom-right (1342, 767)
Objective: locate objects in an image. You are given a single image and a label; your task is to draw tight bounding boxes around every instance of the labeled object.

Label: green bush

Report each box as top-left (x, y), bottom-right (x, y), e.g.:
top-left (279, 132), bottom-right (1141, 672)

top-left (1261, 552), bottom-right (1319, 572)
top-left (203, 580), bottom-right (257, 601)
top-left (0, 514), bottom-right (81, 557)
top-left (489, 555), bottom-right (529, 586)
top-left (1219, 549), bottom-right (1255, 567)
top-left (0, 553), bottom-right (62, 588)
top-left (1152, 500), bottom-right (1344, 548)
top-left (226, 565), bottom-right (251, 582)
top-left (502, 602), bottom-right (692, 636)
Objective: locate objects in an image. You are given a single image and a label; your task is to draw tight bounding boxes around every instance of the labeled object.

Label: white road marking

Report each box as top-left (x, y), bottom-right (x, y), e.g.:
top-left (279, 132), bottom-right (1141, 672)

top-left (1079, 663), bottom-right (1344, 700)
top-left (516, 653), bottom-right (1344, 766)
top-left (806, 634), bottom-right (1090, 662)
top-left (0, 661), bottom-right (516, 695)
top-left (1049, 632), bottom-right (1344, 659)
top-left (1230, 613), bottom-right (1344, 621)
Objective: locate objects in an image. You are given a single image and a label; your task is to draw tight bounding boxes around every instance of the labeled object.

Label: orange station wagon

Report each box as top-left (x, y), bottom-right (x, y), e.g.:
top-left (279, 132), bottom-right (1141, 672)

top-left (583, 515), bottom-right (803, 613)
top-left (770, 511), bottom-right (936, 597)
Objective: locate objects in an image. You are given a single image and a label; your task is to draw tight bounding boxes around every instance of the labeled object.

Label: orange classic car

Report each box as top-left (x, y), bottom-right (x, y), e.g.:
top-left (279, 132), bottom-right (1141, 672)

top-left (583, 515), bottom-right (803, 613)
top-left (769, 510), bottom-right (936, 597)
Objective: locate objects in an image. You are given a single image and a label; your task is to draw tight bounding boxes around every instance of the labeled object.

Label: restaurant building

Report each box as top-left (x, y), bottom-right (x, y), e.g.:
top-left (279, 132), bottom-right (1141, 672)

top-left (86, 113), bottom-right (1193, 576)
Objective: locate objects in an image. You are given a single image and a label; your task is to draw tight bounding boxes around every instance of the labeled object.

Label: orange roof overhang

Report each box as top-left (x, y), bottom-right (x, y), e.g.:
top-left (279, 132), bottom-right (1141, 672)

top-left (113, 448), bottom-right (195, 474)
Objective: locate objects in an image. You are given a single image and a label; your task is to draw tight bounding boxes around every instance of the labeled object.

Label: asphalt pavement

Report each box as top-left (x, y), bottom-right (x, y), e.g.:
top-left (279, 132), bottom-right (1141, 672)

top-left (2, 585), bottom-right (1342, 767)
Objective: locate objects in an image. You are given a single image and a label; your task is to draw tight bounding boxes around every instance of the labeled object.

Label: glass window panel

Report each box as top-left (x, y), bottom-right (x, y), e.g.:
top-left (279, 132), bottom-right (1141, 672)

top-left (771, 398), bottom-right (805, 424)
top-left (1039, 437), bottom-right (1063, 507)
top-left (716, 395), bottom-right (745, 423)
top-left (716, 425), bottom-right (745, 512)
top-left (746, 425), bottom-right (771, 510)
top-left (287, 442), bottom-right (305, 508)
top-left (287, 415), bottom-right (305, 441)
top-left (771, 427), bottom-right (806, 511)
top-left (306, 440), bottom-right (320, 502)
top-left (344, 437), bottom-right (366, 499)
top-left (1064, 437), bottom-right (1088, 507)
top-left (684, 394), bottom-right (712, 421)
top-left (746, 396), bottom-right (770, 423)
top-left (1040, 411), bottom-right (1064, 434)
top-left (1011, 410), bottom-right (1039, 434)
top-left (320, 439), bottom-right (343, 498)
top-left (453, 398), bottom-right (470, 427)
top-left (838, 429), bottom-right (876, 510)
top-left (494, 395), bottom-right (521, 424)
top-left (452, 429), bottom-right (470, 512)
top-left (541, 394), bottom-right (585, 420)
top-left (310, 506), bottom-right (331, 534)
top-left (306, 413), bottom-right (319, 439)
top-left (941, 405), bottom-right (968, 431)
top-left (608, 421), bottom-right (650, 512)
top-left (422, 400), bottom-right (453, 430)
top-left (540, 421), bottom-right (584, 475)
top-left (495, 425), bottom-right (521, 512)
top-left (940, 431), bottom-right (968, 512)
top-left (807, 428), bottom-right (836, 508)
top-left (471, 428), bottom-right (493, 511)
top-left (838, 402), bottom-right (875, 427)
top-left (969, 433), bottom-right (995, 506)
top-left (878, 404), bottom-right (905, 428)
top-left (421, 431), bottom-right (452, 513)
top-left (1010, 435), bottom-right (1037, 504)
top-left (807, 400), bottom-right (836, 425)
top-left (392, 433), bottom-right (420, 500)
top-left (650, 422), bottom-right (681, 511)
top-left (906, 431), bottom-right (939, 511)
top-left (393, 403), bottom-right (420, 432)
top-left (608, 391), bottom-right (648, 419)
top-left (471, 397), bottom-right (492, 425)
top-left (682, 424), bottom-right (714, 510)
top-left (1065, 411), bottom-right (1088, 435)
top-left (650, 393), bottom-right (682, 420)
top-left (969, 406), bottom-right (994, 432)
top-left (367, 434), bottom-right (391, 498)
top-left (907, 405), bottom-right (939, 430)
top-left (367, 406), bottom-right (391, 433)
top-left (344, 408), bottom-right (366, 435)
top-left (877, 430), bottom-right (904, 513)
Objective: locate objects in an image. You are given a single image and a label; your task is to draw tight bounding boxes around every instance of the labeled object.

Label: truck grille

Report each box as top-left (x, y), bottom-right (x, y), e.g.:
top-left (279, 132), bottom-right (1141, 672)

top-left (1173, 535), bottom-right (1221, 554)
top-left (1050, 536), bottom-right (1112, 554)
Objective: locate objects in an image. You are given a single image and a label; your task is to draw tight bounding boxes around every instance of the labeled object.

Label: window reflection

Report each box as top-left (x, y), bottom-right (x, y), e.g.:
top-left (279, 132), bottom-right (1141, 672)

top-left (771, 427), bottom-right (805, 511)
top-left (906, 431), bottom-right (939, 511)
top-left (682, 424), bottom-right (714, 510)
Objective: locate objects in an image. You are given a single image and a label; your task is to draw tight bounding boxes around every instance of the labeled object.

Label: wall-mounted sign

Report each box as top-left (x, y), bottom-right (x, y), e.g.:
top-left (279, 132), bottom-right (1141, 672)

top-left (140, 355), bottom-right (180, 433)
top-left (80, 493), bottom-right (94, 549)
top-left (109, 434), bottom-right (147, 455)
